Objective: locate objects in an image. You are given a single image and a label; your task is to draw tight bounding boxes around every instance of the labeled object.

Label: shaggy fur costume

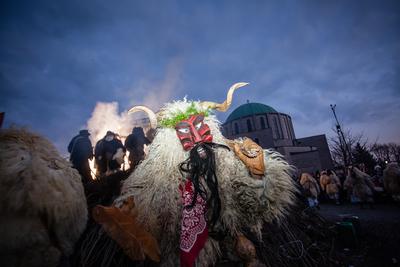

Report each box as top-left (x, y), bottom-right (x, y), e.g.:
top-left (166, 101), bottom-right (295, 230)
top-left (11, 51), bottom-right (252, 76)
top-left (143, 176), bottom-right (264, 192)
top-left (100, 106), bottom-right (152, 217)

top-left (0, 128), bottom-right (88, 267)
top-left (383, 162), bottom-right (400, 201)
top-left (344, 167), bottom-right (375, 203)
top-left (320, 172), bottom-right (340, 197)
top-left (300, 173), bottom-right (320, 199)
top-left (115, 100), bottom-right (297, 266)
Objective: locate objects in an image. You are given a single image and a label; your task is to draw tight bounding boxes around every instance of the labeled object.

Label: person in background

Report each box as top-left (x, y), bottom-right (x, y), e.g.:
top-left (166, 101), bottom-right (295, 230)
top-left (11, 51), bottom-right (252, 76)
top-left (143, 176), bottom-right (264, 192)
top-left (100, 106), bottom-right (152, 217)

top-left (94, 131), bottom-right (126, 176)
top-left (320, 169), bottom-right (341, 205)
top-left (315, 170), bottom-right (321, 181)
top-left (146, 127), bottom-right (157, 143)
top-left (344, 166), bottom-right (375, 208)
top-left (372, 164), bottom-right (384, 186)
top-left (383, 162), bottom-right (400, 202)
top-left (300, 173), bottom-right (320, 208)
top-left (124, 127), bottom-right (150, 170)
top-left (68, 129), bottom-right (93, 184)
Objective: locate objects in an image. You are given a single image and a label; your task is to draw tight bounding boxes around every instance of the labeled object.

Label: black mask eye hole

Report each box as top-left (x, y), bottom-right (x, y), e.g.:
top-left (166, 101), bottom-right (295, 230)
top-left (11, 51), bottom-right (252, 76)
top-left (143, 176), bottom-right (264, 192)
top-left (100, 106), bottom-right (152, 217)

top-left (195, 121), bottom-right (203, 130)
top-left (193, 115), bottom-right (205, 130)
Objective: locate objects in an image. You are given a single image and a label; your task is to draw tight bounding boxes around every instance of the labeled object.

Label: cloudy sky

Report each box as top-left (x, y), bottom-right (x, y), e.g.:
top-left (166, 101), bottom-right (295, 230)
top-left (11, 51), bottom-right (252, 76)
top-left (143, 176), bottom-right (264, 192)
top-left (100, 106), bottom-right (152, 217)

top-left (1, 0), bottom-right (399, 153)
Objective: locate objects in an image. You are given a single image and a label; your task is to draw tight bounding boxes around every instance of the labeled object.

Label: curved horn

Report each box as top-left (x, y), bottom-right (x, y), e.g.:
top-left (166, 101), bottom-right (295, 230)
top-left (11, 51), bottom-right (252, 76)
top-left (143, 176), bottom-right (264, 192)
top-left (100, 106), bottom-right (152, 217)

top-left (200, 82), bottom-right (249, 112)
top-left (128, 105), bottom-right (158, 129)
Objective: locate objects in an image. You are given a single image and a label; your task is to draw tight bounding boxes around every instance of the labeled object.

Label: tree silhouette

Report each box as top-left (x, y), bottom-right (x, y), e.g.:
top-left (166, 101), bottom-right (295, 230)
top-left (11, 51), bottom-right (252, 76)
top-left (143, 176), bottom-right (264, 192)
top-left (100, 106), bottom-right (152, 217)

top-left (352, 142), bottom-right (376, 174)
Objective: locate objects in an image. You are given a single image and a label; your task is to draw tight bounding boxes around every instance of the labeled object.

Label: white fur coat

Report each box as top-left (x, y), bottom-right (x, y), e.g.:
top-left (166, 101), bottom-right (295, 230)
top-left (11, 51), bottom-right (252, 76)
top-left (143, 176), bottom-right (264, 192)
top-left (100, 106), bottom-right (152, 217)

top-left (116, 100), bottom-right (297, 266)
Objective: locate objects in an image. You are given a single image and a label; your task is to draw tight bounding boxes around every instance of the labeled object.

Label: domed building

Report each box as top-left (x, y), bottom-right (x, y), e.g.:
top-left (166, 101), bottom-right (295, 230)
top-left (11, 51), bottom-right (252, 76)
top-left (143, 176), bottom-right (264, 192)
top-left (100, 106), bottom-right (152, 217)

top-left (223, 102), bottom-right (295, 147)
top-left (222, 102), bottom-right (333, 174)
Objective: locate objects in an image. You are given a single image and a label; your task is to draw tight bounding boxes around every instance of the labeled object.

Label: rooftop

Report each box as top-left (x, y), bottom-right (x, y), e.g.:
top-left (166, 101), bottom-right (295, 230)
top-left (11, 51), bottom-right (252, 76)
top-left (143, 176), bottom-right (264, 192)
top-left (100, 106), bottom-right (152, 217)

top-left (225, 102), bottom-right (278, 123)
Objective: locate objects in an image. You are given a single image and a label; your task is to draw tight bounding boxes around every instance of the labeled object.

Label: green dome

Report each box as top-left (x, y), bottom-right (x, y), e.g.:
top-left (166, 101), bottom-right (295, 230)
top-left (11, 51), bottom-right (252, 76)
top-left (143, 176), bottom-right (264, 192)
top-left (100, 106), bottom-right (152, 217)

top-left (225, 103), bottom-right (277, 123)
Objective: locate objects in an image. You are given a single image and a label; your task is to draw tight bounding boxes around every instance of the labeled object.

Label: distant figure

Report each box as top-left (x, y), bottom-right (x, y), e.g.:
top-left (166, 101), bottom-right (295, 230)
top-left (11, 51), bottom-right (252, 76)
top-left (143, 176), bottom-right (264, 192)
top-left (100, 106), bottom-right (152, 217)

top-left (371, 164), bottom-right (384, 190)
top-left (344, 166), bottom-right (375, 208)
top-left (300, 173), bottom-right (320, 208)
top-left (94, 131), bottom-right (126, 176)
top-left (315, 170), bottom-right (321, 181)
top-left (68, 129), bottom-right (93, 184)
top-left (374, 164), bottom-right (383, 177)
top-left (320, 169), bottom-right (341, 204)
top-left (146, 128), bottom-right (157, 143)
top-left (124, 127), bottom-right (150, 169)
top-left (383, 162), bottom-right (400, 202)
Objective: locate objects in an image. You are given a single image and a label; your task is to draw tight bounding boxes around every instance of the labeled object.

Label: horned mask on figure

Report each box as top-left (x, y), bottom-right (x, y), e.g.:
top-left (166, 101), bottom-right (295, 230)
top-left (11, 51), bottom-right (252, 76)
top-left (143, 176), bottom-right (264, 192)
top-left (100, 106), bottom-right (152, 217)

top-left (102, 82), bottom-right (297, 267)
top-left (128, 82), bottom-right (248, 227)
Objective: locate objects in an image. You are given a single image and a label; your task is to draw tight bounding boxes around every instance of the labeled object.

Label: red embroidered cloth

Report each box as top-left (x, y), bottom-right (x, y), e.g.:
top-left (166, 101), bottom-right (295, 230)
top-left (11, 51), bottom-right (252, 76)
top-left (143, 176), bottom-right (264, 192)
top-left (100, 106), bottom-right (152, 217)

top-left (180, 179), bottom-right (208, 267)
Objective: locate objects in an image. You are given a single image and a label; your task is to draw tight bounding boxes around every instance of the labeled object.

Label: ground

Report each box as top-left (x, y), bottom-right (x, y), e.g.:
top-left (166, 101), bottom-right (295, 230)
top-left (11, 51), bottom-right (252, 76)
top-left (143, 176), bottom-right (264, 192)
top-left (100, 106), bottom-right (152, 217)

top-left (318, 202), bottom-right (400, 267)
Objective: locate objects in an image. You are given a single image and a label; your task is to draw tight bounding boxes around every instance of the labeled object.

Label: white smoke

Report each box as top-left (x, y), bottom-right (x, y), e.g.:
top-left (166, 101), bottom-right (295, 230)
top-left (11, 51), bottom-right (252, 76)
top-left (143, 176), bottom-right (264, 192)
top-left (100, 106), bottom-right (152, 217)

top-left (86, 102), bottom-right (135, 144)
top-left (85, 102), bottom-right (137, 176)
top-left (141, 58), bottom-right (183, 109)
top-left (85, 57), bottom-right (183, 145)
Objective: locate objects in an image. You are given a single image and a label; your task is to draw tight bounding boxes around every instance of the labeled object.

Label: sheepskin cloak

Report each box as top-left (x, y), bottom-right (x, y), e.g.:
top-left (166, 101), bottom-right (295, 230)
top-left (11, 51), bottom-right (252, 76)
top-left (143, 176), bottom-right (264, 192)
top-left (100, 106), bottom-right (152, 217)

top-left (0, 128), bottom-right (88, 267)
top-left (116, 100), bottom-right (297, 266)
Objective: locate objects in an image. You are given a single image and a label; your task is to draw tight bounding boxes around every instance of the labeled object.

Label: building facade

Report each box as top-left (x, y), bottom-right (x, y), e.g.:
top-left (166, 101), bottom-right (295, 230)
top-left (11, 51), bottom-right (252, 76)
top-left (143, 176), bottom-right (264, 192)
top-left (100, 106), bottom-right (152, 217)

top-left (222, 102), bottom-right (333, 175)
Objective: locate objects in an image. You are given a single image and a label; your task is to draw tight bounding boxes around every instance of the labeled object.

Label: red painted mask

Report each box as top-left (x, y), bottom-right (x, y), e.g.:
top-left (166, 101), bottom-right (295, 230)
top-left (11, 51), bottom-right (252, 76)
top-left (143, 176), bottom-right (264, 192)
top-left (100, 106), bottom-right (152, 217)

top-left (175, 114), bottom-right (213, 151)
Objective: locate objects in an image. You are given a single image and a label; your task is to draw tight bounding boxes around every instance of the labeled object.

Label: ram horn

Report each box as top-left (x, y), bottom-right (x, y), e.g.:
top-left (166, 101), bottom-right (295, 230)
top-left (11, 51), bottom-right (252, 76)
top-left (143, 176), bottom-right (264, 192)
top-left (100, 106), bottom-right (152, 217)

top-left (200, 82), bottom-right (249, 112)
top-left (128, 105), bottom-right (158, 129)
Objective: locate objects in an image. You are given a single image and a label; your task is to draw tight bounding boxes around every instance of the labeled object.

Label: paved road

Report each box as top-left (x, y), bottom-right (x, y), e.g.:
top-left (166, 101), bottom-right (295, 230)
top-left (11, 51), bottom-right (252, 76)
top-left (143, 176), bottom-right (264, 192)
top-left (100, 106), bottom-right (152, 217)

top-left (318, 203), bottom-right (400, 267)
top-left (318, 203), bottom-right (400, 223)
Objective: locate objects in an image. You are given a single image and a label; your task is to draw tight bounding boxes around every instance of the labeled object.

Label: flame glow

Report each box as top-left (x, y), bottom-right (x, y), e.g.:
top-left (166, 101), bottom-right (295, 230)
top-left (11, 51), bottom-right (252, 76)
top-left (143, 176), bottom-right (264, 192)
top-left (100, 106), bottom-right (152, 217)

top-left (86, 102), bottom-right (150, 179)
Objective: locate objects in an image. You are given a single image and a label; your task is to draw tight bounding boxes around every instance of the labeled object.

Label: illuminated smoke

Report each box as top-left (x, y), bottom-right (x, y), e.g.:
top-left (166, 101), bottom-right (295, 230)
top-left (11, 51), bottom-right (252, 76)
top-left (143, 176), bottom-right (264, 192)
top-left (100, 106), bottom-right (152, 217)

top-left (85, 102), bottom-right (137, 177)
top-left (84, 57), bottom-right (183, 178)
top-left (86, 102), bottom-right (136, 143)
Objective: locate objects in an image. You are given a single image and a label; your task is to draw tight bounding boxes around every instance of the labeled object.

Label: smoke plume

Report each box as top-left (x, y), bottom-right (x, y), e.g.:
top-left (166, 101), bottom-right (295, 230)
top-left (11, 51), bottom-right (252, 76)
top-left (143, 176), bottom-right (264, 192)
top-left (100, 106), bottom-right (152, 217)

top-left (86, 102), bottom-right (135, 144)
top-left (85, 57), bottom-right (183, 145)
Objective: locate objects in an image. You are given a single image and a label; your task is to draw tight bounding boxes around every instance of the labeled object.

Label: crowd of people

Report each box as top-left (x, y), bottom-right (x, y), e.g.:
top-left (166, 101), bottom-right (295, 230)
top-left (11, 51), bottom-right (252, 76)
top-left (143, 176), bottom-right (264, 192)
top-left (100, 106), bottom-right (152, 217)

top-left (298, 162), bottom-right (400, 209)
top-left (68, 127), bottom-right (151, 183)
top-left (68, 126), bottom-right (400, 210)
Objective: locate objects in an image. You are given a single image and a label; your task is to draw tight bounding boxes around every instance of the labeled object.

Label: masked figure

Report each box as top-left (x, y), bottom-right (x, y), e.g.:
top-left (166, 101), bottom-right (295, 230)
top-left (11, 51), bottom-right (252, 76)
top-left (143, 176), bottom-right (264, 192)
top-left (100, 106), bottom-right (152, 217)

top-left (383, 162), bottom-right (400, 202)
top-left (83, 83), bottom-right (309, 267)
top-left (344, 167), bottom-right (375, 208)
top-left (300, 173), bottom-right (320, 208)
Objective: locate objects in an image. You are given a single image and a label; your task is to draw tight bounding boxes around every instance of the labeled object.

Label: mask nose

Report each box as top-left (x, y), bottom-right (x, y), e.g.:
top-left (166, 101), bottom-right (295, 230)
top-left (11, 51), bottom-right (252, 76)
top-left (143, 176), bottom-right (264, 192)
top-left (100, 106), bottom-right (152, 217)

top-left (191, 126), bottom-right (203, 144)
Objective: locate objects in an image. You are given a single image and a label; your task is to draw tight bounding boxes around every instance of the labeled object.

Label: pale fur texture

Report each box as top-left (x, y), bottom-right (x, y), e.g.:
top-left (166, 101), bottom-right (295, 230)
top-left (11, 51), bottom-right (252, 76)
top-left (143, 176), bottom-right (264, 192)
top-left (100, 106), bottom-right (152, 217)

top-left (0, 128), bottom-right (88, 267)
top-left (117, 100), bottom-right (297, 266)
top-left (344, 167), bottom-right (375, 202)
top-left (300, 173), bottom-right (320, 199)
top-left (383, 162), bottom-right (400, 200)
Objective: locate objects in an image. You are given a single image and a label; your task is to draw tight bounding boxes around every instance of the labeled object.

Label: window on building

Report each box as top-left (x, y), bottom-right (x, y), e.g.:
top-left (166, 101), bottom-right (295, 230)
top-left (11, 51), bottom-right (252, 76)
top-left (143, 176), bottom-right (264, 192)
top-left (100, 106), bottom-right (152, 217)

top-left (273, 117), bottom-right (281, 139)
top-left (247, 119), bottom-right (252, 132)
top-left (260, 117), bottom-right (266, 129)
top-left (277, 115), bottom-right (284, 139)
top-left (284, 116), bottom-right (292, 140)
top-left (234, 123), bottom-right (239, 134)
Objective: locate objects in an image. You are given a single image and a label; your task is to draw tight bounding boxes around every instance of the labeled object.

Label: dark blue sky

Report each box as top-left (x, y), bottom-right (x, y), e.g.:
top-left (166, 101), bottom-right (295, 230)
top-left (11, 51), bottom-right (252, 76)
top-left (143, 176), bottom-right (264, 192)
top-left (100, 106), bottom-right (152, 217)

top-left (1, 0), bottom-right (399, 153)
